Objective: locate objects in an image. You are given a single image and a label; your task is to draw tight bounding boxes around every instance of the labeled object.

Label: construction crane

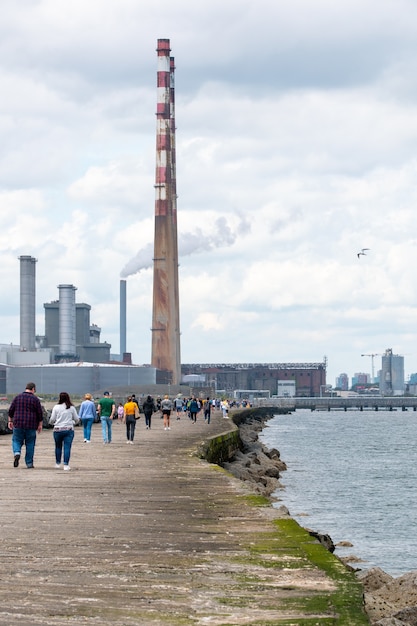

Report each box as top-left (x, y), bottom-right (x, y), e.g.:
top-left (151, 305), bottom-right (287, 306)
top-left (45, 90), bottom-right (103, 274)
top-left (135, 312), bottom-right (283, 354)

top-left (361, 353), bottom-right (380, 384)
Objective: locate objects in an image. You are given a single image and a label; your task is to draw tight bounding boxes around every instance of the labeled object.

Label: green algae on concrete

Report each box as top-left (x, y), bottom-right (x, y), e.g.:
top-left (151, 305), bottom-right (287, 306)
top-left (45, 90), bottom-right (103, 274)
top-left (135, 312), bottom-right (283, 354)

top-left (198, 410), bottom-right (370, 624)
top-left (245, 518), bottom-right (369, 625)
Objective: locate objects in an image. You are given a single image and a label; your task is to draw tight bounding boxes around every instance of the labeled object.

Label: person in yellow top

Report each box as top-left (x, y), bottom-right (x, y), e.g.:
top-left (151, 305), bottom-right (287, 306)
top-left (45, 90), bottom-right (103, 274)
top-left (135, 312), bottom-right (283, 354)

top-left (123, 396), bottom-right (138, 444)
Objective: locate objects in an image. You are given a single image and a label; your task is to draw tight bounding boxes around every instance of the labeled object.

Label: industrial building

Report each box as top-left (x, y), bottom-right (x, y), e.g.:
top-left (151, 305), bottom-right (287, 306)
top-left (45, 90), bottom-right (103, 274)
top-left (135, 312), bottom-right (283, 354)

top-left (379, 348), bottom-right (405, 395)
top-left (41, 295), bottom-right (111, 363)
top-left (3, 362), bottom-right (157, 396)
top-left (181, 362), bottom-right (327, 398)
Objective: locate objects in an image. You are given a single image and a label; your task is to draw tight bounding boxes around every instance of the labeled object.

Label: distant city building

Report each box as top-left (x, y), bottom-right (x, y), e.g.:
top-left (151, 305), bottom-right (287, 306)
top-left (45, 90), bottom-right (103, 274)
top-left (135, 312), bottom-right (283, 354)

top-left (335, 373), bottom-right (349, 390)
top-left (351, 372), bottom-right (370, 387)
top-left (408, 373), bottom-right (417, 396)
top-left (379, 348), bottom-right (404, 396)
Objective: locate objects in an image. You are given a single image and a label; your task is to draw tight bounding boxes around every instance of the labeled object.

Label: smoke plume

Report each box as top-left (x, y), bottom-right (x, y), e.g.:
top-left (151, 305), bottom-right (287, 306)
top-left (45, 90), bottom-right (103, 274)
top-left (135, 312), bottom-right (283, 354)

top-left (120, 215), bottom-right (250, 279)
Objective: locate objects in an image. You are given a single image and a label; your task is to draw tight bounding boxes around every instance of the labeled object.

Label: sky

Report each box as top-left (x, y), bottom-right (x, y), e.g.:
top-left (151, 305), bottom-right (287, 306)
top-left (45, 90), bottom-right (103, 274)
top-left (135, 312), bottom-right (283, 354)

top-left (1, 0), bottom-right (417, 385)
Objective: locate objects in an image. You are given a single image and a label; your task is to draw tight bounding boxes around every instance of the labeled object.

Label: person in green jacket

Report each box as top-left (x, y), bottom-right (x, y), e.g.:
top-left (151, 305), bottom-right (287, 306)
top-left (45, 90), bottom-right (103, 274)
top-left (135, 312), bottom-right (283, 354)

top-left (97, 391), bottom-right (115, 444)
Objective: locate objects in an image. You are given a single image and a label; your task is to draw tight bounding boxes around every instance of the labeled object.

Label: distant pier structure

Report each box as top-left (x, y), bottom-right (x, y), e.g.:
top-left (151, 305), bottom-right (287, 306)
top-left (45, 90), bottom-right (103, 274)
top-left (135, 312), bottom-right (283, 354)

top-left (151, 38), bottom-right (181, 385)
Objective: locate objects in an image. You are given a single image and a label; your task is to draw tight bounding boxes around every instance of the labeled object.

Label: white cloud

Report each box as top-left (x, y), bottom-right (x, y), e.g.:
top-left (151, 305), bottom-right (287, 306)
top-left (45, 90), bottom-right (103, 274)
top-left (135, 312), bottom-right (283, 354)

top-left (1, 0), bottom-right (417, 385)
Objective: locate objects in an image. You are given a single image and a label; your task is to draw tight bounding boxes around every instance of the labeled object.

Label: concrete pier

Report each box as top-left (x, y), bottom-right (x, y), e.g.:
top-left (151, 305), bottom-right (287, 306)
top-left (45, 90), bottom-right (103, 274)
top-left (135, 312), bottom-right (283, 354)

top-left (0, 409), bottom-right (368, 625)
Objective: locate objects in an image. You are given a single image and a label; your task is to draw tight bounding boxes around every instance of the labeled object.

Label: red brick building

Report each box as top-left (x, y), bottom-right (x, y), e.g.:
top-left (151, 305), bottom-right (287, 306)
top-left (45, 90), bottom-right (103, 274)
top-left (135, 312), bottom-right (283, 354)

top-left (181, 362), bottom-right (327, 397)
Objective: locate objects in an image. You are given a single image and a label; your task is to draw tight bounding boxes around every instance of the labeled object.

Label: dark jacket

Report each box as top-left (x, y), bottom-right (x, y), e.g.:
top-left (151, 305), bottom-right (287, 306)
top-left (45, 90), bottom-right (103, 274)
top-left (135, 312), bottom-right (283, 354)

top-left (142, 397), bottom-right (156, 416)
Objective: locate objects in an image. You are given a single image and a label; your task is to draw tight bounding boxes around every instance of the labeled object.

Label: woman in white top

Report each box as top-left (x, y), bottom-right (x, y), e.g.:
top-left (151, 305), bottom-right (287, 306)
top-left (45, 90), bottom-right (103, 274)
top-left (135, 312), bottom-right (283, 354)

top-left (49, 391), bottom-right (80, 471)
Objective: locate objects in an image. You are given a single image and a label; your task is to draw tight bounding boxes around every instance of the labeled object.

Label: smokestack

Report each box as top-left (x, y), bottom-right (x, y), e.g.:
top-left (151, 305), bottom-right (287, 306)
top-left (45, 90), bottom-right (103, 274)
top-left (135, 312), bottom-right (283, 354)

top-left (151, 38), bottom-right (181, 384)
top-left (120, 279), bottom-right (127, 356)
top-left (170, 54), bottom-right (181, 381)
top-left (58, 284), bottom-right (77, 356)
top-left (19, 255), bottom-right (37, 351)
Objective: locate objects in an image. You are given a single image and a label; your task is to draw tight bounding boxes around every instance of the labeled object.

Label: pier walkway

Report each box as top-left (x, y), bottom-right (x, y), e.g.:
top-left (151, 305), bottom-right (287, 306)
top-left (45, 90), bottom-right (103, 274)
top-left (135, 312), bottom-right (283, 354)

top-left (266, 396), bottom-right (417, 412)
top-left (0, 409), bottom-right (368, 625)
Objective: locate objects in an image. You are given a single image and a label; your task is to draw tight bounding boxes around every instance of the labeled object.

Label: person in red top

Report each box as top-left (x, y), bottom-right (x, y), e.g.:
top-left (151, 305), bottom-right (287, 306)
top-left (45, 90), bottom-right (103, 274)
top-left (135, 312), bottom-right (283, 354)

top-left (8, 382), bottom-right (44, 468)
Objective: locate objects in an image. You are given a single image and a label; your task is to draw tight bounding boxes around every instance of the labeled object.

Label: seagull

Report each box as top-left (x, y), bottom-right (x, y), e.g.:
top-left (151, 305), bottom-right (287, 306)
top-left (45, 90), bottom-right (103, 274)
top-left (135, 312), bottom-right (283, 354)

top-left (357, 248), bottom-right (370, 258)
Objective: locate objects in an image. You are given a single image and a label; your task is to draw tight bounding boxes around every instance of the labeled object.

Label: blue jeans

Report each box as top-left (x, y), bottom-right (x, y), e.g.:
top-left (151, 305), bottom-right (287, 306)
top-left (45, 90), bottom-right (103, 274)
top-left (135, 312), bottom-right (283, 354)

top-left (12, 427), bottom-right (37, 467)
top-left (101, 416), bottom-right (112, 443)
top-left (54, 429), bottom-right (74, 465)
top-left (82, 418), bottom-right (94, 441)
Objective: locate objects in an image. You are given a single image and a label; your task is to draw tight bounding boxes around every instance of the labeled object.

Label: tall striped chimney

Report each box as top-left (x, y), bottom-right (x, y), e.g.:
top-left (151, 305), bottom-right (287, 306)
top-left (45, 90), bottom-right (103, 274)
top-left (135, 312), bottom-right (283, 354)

top-left (120, 279), bottom-right (127, 357)
top-left (170, 54), bottom-right (181, 382)
top-left (151, 38), bottom-right (181, 384)
top-left (19, 255), bottom-right (37, 351)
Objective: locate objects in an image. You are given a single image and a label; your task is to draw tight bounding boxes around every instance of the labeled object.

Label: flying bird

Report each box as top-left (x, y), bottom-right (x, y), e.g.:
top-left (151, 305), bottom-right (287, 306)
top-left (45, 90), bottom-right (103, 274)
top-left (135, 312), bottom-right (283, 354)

top-left (357, 248), bottom-right (370, 258)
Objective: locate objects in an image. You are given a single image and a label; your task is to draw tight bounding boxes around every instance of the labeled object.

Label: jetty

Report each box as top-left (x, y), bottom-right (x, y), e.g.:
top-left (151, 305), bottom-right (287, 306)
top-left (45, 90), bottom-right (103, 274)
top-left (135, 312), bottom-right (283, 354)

top-left (264, 396), bottom-right (417, 412)
top-left (0, 407), bottom-right (368, 625)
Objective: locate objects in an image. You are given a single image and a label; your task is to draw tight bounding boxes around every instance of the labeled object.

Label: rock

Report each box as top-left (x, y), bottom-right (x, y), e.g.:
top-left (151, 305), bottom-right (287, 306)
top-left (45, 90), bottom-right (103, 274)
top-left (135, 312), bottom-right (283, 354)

top-left (392, 606), bottom-right (417, 625)
top-left (0, 405), bottom-right (50, 435)
top-left (342, 555), bottom-right (366, 563)
top-left (363, 571), bottom-right (417, 623)
top-left (275, 504), bottom-right (290, 516)
top-left (0, 409), bottom-right (10, 434)
top-left (358, 567), bottom-right (394, 592)
top-left (308, 530), bottom-right (335, 553)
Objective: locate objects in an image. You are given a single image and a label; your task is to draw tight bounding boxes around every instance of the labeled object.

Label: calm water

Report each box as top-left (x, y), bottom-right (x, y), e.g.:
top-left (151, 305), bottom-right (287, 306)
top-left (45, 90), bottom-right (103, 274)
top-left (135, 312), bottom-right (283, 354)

top-left (260, 408), bottom-right (417, 577)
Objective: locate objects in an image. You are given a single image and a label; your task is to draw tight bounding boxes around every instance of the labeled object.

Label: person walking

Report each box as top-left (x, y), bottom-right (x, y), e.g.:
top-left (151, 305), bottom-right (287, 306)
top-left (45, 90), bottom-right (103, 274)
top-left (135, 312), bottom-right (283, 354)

top-left (161, 394), bottom-right (173, 430)
top-left (203, 397), bottom-right (212, 424)
top-left (97, 391), bottom-right (115, 444)
top-left (174, 395), bottom-right (183, 420)
top-left (49, 392), bottom-right (80, 470)
top-left (189, 397), bottom-right (199, 423)
top-left (142, 395), bottom-right (156, 429)
top-left (79, 393), bottom-right (96, 442)
top-left (7, 382), bottom-right (44, 469)
top-left (221, 399), bottom-right (230, 419)
top-left (117, 403), bottom-right (124, 422)
top-left (123, 396), bottom-right (137, 444)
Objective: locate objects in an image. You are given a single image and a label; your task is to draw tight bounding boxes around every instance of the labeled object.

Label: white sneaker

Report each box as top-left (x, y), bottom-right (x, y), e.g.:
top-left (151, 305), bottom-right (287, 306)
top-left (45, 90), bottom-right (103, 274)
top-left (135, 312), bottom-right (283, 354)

top-left (55, 463), bottom-right (61, 469)
top-left (63, 465), bottom-right (71, 471)
top-left (126, 440), bottom-right (130, 444)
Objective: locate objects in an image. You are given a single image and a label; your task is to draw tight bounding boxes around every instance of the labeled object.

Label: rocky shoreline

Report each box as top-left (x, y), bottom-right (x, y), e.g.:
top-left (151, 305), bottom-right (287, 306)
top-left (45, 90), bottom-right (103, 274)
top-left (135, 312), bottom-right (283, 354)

top-left (225, 409), bottom-right (417, 626)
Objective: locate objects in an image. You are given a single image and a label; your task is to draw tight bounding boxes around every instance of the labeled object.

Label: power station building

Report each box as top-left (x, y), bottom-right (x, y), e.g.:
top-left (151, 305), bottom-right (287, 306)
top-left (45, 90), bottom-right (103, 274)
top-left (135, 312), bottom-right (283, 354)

top-left (181, 362), bottom-right (327, 397)
top-left (40, 296), bottom-right (111, 363)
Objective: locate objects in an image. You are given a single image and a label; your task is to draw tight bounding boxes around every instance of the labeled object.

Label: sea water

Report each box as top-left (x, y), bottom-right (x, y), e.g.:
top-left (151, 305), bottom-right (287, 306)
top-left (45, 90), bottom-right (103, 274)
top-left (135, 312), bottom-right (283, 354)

top-left (260, 408), bottom-right (417, 577)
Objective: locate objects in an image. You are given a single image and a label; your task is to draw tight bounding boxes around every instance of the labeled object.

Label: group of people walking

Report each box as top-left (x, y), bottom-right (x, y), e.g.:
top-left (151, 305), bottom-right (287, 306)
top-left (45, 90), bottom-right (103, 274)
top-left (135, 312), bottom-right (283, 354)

top-left (7, 384), bottom-right (228, 470)
top-left (7, 384), bottom-right (80, 471)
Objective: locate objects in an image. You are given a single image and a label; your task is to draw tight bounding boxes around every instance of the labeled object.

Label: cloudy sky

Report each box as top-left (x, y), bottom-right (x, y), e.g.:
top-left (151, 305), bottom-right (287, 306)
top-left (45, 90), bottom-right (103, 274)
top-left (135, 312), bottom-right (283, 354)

top-left (2, 0), bottom-right (417, 385)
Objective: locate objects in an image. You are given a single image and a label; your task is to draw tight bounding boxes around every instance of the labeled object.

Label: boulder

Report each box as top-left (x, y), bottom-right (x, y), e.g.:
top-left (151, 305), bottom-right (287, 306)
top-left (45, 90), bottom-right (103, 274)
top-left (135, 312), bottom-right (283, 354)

top-left (308, 530), bottom-right (335, 553)
top-left (0, 409), bottom-right (9, 435)
top-left (364, 571), bottom-right (417, 624)
top-left (358, 567), bottom-right (394, 592)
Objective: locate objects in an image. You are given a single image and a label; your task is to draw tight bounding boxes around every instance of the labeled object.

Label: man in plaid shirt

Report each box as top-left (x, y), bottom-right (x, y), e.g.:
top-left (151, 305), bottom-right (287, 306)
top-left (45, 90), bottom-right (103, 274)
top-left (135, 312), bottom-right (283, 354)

top-left (8, 382), bottom-right (44, 468)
